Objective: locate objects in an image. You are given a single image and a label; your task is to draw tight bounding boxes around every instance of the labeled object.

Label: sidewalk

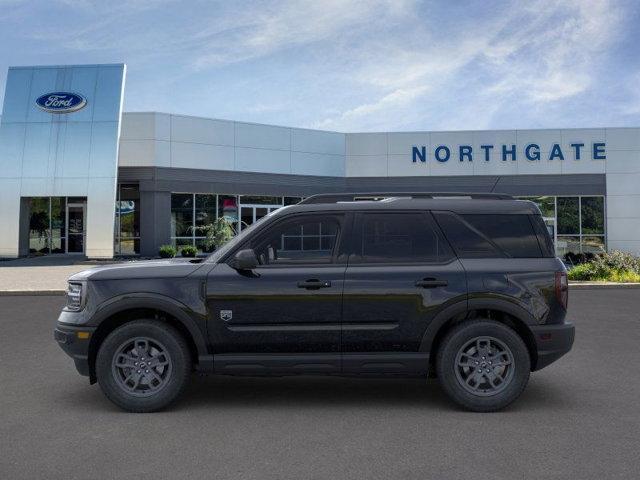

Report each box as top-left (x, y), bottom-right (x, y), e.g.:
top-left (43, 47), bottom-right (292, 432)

top-left (0, 256), bottom-right (102, 294)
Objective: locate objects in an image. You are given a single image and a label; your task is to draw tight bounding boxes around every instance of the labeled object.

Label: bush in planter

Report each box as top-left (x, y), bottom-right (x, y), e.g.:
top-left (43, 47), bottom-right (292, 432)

top-left (567, 250), bottom-right (640, 282)
top-left (563, 252), bottom-right (595, 265)
top-left (159, 245), bottom-right (177, 258)
top-left (180, 245), bottom-right (198, 257)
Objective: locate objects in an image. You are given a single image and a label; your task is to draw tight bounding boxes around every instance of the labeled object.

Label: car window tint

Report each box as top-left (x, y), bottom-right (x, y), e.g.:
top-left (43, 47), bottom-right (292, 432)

top-left (461, 214), bottom-right (542, 258)
top-left (251, 216), bottom-right (340, 265)
top-left (433, 212), bottom-right (501, 258)
top-left (357, 212), bottom-right (453, 263)
top-left (530, 214), bottom-right (555, 257)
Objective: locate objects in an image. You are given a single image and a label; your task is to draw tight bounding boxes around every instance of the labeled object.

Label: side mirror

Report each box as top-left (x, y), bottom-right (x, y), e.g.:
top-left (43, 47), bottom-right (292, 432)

top-left (230, 248), bottom-right (258, 271)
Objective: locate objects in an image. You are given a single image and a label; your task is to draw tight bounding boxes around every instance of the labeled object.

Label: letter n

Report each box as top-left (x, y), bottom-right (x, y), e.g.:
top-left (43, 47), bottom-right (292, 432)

top-left (412, 146), bottom-right (426, 163)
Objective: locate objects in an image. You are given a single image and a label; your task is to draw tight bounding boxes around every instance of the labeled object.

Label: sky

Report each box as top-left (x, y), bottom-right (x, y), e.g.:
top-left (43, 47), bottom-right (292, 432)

top-left (0, 0), bottom-right (639, 132)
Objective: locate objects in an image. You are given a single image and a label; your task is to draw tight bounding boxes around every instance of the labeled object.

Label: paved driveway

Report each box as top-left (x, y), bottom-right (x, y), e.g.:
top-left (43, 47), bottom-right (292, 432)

top-left (0, 290), bottom-right (639, 480)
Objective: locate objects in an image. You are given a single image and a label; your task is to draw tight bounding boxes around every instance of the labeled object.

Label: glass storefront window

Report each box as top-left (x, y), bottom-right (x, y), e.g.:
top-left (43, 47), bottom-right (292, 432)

top-left (27, 196), bottom-right (85, 255)
top-left (557, 197), bottom-right (579, 235)
top-left (114, 184), bottom-right (140, 255)
top-left (239, 195), bottom-right (282, 206)
top-left (284, 197), bottom-right (303, 206)
top-left (171, 193), bottom-right (194, 238)
top-left (218, 195), bottom-right (239, 230)
top-left (518, 195), bottom-right (605, 256)
top-left (556, 236), bottom-right (581, 258)
top-left (581, 236), bottom-right (606, 254)
top-left (29, 198), bottom-right (50, 254)
top-left (195, 194), bottom-right (216, 228)
top-left (581, 197), bottom-right (605, 234)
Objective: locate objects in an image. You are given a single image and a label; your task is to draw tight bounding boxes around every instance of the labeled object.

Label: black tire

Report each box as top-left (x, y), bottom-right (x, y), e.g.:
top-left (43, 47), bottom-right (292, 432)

top-left (436, 319), bottom-right (530, 412)
top-left (96, 320), bottom-right (192, 412)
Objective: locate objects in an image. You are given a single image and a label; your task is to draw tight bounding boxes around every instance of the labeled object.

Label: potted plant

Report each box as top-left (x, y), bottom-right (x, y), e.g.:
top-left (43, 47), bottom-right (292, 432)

top-left (158, 245), bottom-right (177, 258)
top-left (180, 245), bottom-right (198, 257)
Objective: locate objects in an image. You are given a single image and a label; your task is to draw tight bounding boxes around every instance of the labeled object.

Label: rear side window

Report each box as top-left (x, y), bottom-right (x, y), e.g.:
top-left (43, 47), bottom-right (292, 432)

top-left (530, 215), bottom-right (555, 257)
top-left (434, 212), bottom-right (544, 258)
top-left (461, 214), bottom-right (542, 258)
top-left (354, 212), bottom-right (453, 263)
top-left (433, 212), bottom-right (501, 258)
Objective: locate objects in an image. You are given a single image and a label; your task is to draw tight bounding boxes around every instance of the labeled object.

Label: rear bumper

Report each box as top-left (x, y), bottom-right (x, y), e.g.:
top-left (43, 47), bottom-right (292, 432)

top-left (54, 324), bottom-right (96, 377)
top-left (530, 322), bottom-right (575, 371)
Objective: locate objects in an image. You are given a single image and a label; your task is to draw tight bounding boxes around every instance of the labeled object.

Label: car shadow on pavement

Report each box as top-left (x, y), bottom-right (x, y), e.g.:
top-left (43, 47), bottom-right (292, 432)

top-left (181, 374), bottom-right (570, 413)
top-left (57, 373), bottom-right (571, 414)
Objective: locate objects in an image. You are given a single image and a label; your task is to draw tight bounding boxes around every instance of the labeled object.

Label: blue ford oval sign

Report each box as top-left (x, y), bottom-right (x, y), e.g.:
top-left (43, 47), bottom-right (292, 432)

top-left (35, 92), bottom-right (87, 114)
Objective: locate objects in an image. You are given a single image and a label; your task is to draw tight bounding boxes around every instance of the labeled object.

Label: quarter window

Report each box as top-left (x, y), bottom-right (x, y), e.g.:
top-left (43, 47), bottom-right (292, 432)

top-left (461, 214), bottom-right (542, 258)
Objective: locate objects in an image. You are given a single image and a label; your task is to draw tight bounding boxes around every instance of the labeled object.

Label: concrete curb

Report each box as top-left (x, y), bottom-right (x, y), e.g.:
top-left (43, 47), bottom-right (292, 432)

top-left (0, 290), bottom-right (65, 296)
top-left (569, 282), bottom-right (640, 289)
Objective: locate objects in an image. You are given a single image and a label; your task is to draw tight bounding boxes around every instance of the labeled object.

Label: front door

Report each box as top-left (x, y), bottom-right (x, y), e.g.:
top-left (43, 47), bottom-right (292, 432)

top-left (206, 212), bottom-right (347, 374)
top-left (66, 203), bottom-right (85, 254)
top-left (341, 211), bottom-right (467, 374)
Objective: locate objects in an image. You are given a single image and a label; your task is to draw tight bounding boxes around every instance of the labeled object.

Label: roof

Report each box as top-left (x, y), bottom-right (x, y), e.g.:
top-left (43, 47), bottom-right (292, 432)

top-left (278, 193), bottom-right (541, 215)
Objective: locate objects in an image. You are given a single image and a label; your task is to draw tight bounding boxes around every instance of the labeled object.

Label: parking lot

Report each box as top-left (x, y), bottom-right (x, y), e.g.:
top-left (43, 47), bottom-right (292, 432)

top-left (1, 289), bottom-right (639, 480)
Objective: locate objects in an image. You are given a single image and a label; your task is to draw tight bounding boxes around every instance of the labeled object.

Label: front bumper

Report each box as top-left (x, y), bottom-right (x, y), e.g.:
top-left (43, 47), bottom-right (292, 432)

top-left (54, 323), bottom-right (96, 377)
top-left (530, 322), bottom-right (575, 371)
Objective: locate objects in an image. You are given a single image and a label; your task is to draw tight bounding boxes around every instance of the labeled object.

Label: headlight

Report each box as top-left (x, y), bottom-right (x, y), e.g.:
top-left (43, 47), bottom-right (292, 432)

top-left (66, 282), bottom-right (85, 311)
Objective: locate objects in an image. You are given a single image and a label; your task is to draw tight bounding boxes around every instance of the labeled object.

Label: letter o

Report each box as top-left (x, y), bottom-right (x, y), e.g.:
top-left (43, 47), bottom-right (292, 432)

top-left (435, 145), bottom-right (450, 162)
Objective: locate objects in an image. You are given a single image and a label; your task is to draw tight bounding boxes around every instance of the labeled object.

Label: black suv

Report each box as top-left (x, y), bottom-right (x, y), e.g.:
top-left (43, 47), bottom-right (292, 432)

top-left (55, 193), bottom-right (574, 412)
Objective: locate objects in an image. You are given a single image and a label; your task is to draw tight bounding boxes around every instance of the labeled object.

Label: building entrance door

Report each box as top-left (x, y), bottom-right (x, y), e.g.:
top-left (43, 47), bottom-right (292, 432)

top-left (66, 202), bottom-right (86, 254)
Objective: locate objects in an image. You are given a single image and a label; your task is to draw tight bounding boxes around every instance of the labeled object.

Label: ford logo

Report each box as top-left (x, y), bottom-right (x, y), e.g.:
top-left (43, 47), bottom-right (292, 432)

top-left (35, 92), bottom-right (87, 114)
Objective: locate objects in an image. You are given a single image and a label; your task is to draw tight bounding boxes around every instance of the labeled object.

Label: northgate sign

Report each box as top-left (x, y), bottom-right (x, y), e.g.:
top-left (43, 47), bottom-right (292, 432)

top-left (412, 142), bottom-right (606, 163)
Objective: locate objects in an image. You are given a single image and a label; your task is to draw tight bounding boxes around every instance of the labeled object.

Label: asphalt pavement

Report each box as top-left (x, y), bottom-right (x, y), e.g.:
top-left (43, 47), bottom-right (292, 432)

top-left (0, 290), bottom-right (639, 480)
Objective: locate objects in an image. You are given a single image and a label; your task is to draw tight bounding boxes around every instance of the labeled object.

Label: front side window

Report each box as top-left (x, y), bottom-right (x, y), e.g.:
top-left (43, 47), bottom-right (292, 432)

top-left (355, 212), bottom-right (453, 263)
top-left (248, 215), bottom-right (341, 265)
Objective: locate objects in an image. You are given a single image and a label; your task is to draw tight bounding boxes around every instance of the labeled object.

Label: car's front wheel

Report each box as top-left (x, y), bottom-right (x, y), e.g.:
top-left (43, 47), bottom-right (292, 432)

top-left (436, 319), bottom-right (530, 412)
top-left (96, 320), bottom-right (191, 412)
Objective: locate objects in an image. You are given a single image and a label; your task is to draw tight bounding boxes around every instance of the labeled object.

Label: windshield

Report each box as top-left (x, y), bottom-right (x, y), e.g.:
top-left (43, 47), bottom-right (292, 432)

top-left (205, 207), bottom-right (290, 263)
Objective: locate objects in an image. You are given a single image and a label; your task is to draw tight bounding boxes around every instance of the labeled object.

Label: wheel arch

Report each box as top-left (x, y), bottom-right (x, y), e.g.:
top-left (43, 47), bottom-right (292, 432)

top-left (87, 295), bottom-right (209, 383)
top-left (421, 297), bottom-right (539, 371)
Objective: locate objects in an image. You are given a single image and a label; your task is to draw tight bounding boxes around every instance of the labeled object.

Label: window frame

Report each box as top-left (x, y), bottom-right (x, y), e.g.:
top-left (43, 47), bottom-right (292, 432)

top-left (228, 211), bottom-right (348, 268)
top-left (347, 210), bottom-right (457, 266)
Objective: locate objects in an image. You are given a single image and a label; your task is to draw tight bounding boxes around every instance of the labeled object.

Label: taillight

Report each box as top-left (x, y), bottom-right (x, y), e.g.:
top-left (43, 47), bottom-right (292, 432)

top-left (555, 271), bottom-right (568, 310)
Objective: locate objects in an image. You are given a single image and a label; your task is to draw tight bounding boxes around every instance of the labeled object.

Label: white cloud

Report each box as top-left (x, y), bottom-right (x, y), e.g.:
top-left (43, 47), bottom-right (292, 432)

top-left (314, 0), bottom-right (625, 130)
top-left (1, 0), bottom-right (631, 131)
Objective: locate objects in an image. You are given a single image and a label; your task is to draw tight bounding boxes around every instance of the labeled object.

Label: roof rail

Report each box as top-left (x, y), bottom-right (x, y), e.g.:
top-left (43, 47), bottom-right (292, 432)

top-left (299, 192), bottom-right (513, 205)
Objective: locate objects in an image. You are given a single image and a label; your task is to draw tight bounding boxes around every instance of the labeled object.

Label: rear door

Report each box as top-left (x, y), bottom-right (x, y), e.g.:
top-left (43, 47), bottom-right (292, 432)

top-left (341, 211), bottom-right (467, 375)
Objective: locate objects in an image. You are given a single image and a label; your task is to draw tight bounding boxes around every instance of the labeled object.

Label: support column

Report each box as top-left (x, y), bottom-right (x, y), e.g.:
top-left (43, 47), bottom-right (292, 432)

top-left (139, 189), bottom-right (171, 257)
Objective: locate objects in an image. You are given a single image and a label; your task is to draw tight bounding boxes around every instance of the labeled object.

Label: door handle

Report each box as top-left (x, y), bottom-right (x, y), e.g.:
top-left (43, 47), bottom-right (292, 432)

top-left (297, 279), bottom-right (332, 289)
top-left (415, 278), bottom-right (448, 288)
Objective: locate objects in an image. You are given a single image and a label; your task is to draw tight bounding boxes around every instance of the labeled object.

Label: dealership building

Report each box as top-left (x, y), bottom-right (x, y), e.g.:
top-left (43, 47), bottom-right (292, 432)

top-left (1, 63), bottom-right (639, 259)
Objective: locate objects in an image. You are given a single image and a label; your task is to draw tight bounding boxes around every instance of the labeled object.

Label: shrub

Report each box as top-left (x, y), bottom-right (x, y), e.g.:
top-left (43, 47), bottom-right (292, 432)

top-left (158, 245), bottom-right (177, 258)
top-left (567, 250), bottom-right (640, 282)
top-left (563, 252), bottom-right (595, 265)
top-left (592, 250), bottom-right (640, 273)
top-left (180, 245), bottom-right (198, 257)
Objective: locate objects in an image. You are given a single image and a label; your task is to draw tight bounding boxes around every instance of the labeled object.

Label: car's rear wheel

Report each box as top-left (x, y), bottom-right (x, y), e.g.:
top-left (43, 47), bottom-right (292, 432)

top-left (436, 319), bottom-right (530, 412)
top-left (96, 320), bottom-right (191, 412)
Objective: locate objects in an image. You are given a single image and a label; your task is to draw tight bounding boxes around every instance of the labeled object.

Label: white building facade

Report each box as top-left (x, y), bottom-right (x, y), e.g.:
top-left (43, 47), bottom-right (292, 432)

top-left (1, 64), bottom-right (639, 259)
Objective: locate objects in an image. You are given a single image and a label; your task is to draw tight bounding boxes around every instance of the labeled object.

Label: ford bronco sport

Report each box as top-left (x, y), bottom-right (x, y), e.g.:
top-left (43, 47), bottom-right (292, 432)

top-left (55, 192), bottom-right (574, 412)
